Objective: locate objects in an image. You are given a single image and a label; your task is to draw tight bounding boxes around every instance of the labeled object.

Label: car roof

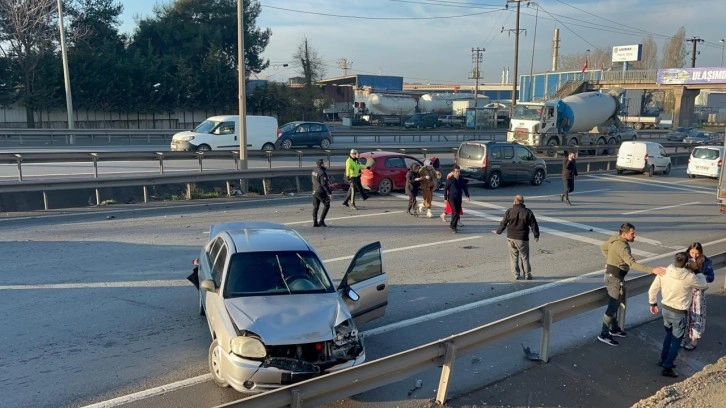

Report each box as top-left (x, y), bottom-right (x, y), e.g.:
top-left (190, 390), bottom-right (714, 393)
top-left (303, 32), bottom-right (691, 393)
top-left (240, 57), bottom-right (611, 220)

top-left (357, 151), bottom-right (418, 158)
top-left (210, 222), bottom-right (312, 253)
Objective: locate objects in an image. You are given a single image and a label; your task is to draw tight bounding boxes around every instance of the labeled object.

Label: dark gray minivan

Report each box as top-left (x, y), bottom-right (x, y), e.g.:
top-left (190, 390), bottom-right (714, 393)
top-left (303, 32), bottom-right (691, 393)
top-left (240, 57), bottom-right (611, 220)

top-left (456, 141), bottom-right (547, 189)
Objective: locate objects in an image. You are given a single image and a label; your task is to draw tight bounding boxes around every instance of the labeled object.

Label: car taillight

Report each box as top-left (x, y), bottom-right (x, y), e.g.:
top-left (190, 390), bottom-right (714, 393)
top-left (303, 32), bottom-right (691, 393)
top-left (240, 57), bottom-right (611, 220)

top-left (719, 160), bottom-right (723, 168)
top-left (454, 151), bottom-right (458, 164)
top-left (276, 129), bottom-right (281, 138)
top-left (482, 155), bottom-right (488, 170)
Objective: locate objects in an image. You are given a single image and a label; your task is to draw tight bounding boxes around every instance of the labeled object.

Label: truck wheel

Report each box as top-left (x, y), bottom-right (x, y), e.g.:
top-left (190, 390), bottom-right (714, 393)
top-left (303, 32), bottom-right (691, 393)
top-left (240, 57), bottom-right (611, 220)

top-left (595, 137), bottom-right (608, 155)
top-left (606, 138), bottom-right (618, 155)
top-left (530, 169), bottom-right (545, 186)
top-left (634, 123), bottom-right (643, 130)
top-left (487, 172), bottom-right (501, 189)
top-left (545, 138), bottom-right (559, 157)
top-left (261, 143), bottom-right (274, 151)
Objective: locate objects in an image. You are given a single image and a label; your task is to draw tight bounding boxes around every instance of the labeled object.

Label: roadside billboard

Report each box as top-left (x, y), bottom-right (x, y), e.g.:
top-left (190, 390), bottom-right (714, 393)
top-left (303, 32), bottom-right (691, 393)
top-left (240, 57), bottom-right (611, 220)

top-left (612, 45), bottom-right (642, 62)
top-left (656, 67), bottom-right (726, 85)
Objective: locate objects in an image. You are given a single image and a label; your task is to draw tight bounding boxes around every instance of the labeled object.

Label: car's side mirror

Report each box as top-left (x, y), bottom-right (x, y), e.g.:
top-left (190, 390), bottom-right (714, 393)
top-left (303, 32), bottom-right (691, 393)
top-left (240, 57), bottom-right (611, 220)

top-left (200, 279), bottom-right (217, 293)
top-left (346, 288), bottom-right (360, 301)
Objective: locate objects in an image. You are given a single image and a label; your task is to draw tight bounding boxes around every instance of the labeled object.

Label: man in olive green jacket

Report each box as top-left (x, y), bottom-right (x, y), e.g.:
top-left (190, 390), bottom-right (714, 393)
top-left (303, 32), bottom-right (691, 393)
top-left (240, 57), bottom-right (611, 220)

top-left (597, 222), bottom-right (666, 346)
top-left (342, 149), bottom-right (368, 210)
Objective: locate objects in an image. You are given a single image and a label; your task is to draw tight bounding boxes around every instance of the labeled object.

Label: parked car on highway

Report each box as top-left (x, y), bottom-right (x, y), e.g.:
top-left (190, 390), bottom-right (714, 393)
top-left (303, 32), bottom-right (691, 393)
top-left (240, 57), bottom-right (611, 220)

top-left (404, 112), bottom-right (439, 129)
top-left (171, 115), bottom-right (278, 152)
top-left (190, 221), bottom-right (387, 393)
top-left (455, 141), bottom-right (547, 189)
top-left (683, 132), bottom-right (713, 144)
top-left (616, 141), bottom-right (671, 176)
top-left (687, 146), bottom-right (724, 179)
top-left (275, 121), bottom-right (332, 150)
top-left (358, 151), bottom-right (423, 194)
top-left (617, 126), bottom-right (638, 142)
top-left (666, 127), bottom-right (698, 141)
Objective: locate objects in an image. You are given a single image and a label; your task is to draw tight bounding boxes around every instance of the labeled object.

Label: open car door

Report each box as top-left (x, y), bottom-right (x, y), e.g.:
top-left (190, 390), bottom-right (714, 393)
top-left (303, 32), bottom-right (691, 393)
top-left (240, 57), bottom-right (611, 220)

top-left (338, 241), bottom-right (388, 326)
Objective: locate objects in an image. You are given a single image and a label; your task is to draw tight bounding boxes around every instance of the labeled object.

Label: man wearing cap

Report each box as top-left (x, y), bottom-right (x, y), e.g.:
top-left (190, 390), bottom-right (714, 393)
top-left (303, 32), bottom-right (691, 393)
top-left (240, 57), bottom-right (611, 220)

top-left (418, 159), bottom-right (437, 218)
top-left (342, 149), bottom-right (368, 210)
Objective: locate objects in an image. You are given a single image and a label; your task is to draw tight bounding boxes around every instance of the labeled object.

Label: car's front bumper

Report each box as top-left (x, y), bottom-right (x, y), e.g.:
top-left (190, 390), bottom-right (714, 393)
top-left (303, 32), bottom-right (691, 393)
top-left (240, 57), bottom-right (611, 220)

top-left (170, 140), bottom-right (195, 151)
top-left (220, 349), bottom-right (365, 393)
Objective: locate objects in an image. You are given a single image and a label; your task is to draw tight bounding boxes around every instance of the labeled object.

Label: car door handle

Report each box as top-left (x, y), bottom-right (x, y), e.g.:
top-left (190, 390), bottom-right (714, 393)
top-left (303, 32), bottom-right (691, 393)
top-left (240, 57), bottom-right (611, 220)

top-left (376, 284), bottom-right (386, 291)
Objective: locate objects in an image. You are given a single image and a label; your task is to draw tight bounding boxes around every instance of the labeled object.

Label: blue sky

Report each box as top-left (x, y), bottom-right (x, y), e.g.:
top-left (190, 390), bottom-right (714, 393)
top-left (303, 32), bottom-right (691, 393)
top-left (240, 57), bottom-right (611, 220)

top-left (119, 0), bottom-right (726, 84)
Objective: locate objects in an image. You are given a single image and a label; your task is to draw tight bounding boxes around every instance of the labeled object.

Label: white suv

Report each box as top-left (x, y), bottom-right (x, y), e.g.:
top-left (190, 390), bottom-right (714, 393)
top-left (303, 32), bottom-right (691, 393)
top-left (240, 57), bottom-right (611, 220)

top-left (687, 146), bottom-right (724, 179)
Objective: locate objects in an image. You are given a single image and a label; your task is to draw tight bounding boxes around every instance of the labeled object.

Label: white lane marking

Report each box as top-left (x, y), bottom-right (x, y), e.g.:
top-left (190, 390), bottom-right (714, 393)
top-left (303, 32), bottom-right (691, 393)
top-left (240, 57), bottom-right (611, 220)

top-left (527, 188), bottom-right (612, 200)
top-left (622, 201), bottom-right (702, 215)
top-left (76, 235), bottom-right (726, 408)
top-left (326, 235), bottom-right (483, 263)
top-left (585, 174), bottom-right (715, 194)
top-left (285, 210), bottom-right (404, 225)
top-left (0, 280), bottom-right (190, 290)
top-left (79, 374), bottom-right (211, 408)
top-left (408, 193), bottom-right (659, 255)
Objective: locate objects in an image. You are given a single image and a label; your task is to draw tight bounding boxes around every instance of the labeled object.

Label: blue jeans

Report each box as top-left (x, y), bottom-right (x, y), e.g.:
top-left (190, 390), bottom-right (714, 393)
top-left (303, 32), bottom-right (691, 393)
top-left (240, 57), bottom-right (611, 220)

top-left (660, 308), bottom-right (686, 369)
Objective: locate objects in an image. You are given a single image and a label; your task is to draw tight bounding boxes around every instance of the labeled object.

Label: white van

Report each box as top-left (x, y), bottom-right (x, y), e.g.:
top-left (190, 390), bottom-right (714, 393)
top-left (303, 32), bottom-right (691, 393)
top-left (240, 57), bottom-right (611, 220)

top-left (687, 146), bottom-right (724, 179)
top-left (616, 141), bottom-right (671, 177)
top-left (170, 115), bottom-right (278, 152)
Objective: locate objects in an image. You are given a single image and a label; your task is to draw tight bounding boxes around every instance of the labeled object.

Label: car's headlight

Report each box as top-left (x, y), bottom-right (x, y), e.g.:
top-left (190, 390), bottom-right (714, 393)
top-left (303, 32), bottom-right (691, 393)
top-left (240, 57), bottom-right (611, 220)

top-left (230, 336), bottom-right (266, 358)
top-left (177, 135), bottom-right (195, 142)
top-left (333, 319), bottom-right (360, 345)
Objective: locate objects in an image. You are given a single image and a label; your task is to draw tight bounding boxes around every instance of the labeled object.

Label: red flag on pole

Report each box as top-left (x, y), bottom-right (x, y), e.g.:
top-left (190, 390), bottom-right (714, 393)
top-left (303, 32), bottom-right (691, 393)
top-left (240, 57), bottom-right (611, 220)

top-left (581, 57), bottom-right (588, 73)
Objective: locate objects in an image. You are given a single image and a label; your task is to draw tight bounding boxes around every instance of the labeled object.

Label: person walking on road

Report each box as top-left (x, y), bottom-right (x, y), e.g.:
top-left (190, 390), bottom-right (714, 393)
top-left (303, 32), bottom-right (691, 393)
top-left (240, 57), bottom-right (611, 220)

top-left (311, 159), bottom-right (332, 227)
top-left (492, 195), bottom-right (540, 281)
top-left (561, 151), bottom-right (578, 205)
top-left (598, 222), bottom-right (666, 346)
top-left (682, 242), bottom-right (715, 350)
top-left (406, 162), bottom-right (424, 216)
top-left (444, 166), bottom-right (469, 233)
top-left (418, 159), bottom-right (437, 218)
top-left (648, 251), bottom-right (709, 378)
top-left (342, 149), bottom-right (368, 210)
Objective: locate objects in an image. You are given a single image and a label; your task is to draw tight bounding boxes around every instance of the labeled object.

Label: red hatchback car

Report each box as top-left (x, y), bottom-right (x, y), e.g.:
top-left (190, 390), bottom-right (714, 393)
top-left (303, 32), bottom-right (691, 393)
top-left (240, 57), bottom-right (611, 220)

top-left (358, 151), bottom-right (423, 195)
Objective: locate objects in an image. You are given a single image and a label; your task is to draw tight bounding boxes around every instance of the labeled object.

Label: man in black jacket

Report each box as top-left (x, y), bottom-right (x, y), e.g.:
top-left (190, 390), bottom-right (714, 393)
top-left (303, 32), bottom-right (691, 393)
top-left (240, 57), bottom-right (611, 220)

top-left (561, 151), bottom-right (578, 205)
top-left (444, 166), bottom-right (470, 233)
top-left (311, 159), bottom-right (332, 227)
top-left (493, 195), bottom-right (540, 280)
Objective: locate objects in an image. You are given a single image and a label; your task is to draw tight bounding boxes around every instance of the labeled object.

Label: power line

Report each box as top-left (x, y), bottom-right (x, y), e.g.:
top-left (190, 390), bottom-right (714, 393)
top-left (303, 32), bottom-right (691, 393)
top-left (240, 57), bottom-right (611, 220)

top-left (261, 4), bottom-right (502, 20)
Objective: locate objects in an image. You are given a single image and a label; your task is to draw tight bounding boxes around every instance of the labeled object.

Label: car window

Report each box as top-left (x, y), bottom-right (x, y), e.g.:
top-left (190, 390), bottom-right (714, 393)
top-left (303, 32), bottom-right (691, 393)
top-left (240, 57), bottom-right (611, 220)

top-left (194, 120), bottom-right (216, 133)
top-left (212, 243), bottom-right (227, 287)
top-left (296, 124), bottom-right (309, 133)
top-left (214, 121), bottom-right (235, 135)
top-left (207, 237), bottom-right (224, 263)
top-left (458, 143), bottom-right (484, 160)
top-left (385, 157), bottom-right (407, 169)
top-left (693, 148), bottom-right (720, 160)
top-left (489, 146), bottom-right (502, 159)
top-left (223, 251), bottom-right (334, 297)
top-left (502, 146), bottom-right (515, 159)
top-left (309, 124), bottom-right (322, 132)
top-left (279, 122), bottom-right (297, 132)
top-left (658, 145), bottom-right (667, 156)
top-left (358, 156), bottom-right (374, 168)
top-left (345, 246), bottom-right (383, 286)
top-left (403, 157), bottom-right (422, 169)
top-left (515, 146), bottom-right (534, 161)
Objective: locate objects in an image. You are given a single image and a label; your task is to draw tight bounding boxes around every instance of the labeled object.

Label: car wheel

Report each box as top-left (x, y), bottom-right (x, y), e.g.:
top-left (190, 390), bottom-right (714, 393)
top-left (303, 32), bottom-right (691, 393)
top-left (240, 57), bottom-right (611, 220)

top-left (198, 290), bottom-right (205, 316)
top-left (487, 172), bottom-right (501, 189)
top-left (209, 339), bottom-right (230, 388)
top-left (648, 165), bottom-right (654, 177)
top-left (530, 169), bottom-right (545, 186)
top-left (663, 164), bottom-right (671, 175)
top-left (261, 143), bottom-right (274, 151)
top-left (634, 122), bottom-right (643, 130)
top-left (377, 178), bottom-right (393, 195)
top-left (281, 138), bottom-right (293, 150)
top-left (196, 144), bottom-right (212, 152)
top-left (616, 168), bottom-right (624, 175)
top-left (320, 138), bottom-right (331, 149)
top-left (688, 174), bottom-right (696, 179)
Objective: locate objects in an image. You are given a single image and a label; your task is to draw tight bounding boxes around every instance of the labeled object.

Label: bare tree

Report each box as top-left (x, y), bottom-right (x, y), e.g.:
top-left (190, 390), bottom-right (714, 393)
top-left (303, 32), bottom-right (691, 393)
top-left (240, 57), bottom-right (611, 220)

top-left (293, 37), bottom-right (325, 120)
top-left (631, 36), bottom-right (658, 70)
top-left (661, 26), bottom-right (686, 68)
top-left (0, 0), bottom-right (58, 127)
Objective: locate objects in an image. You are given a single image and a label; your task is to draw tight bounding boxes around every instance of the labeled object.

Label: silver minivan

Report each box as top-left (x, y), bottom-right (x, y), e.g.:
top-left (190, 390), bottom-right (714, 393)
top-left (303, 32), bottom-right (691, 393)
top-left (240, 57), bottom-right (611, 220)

top-left (687, 146), bottom-right (724, 179)
top-left (456, 141), bottom-right (547, 189)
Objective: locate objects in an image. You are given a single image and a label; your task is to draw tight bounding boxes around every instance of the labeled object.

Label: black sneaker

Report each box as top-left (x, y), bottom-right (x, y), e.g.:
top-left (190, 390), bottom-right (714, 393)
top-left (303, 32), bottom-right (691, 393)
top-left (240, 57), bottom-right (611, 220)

top-left (597, 335), bottom-right (619, 346)
top-left (609, 329), bottom-right (627, 338)
top-left (661, 368), bottom-right (679, 378)
top-left (525, 274), bottom-right (533, 280)
top-left (657, 360), bottom-right (676, 368)
top-left (342, 202), bottom-right (349, 207)
top-left (319, 222), bottom-right (328, 227)
top-left (313, 223), bottom-right (320, 227)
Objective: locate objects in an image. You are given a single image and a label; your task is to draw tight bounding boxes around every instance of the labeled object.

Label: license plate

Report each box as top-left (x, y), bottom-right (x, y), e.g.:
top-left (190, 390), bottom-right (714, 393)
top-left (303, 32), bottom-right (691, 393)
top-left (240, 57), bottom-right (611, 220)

top-left (697, 166), bottom-right (709, 170)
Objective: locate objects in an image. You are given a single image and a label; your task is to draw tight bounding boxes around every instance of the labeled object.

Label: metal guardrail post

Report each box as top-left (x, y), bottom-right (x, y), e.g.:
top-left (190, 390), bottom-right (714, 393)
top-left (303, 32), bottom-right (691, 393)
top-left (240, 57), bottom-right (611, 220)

top-left (296, 151), bottom-right (303, 168)
top-left (197, 152), bottom-right (204, 172)
top-left (156, 152), bottom-right (165, 174)
top-left (231, 151), bottom-right (240, 170)
top-left (143, 186), bottom-right (148, 203)
top-left (291, 389), bottom-right (302, 408)
top-left (266, 151), bottom-right (273, 169)
top-left (14, 154), bottom-right (23, 181)
top-left (186, 183), bottom-right (192, 200)
top-left (421, 148), bottom-right (428, 159)
top-left (42, 191), bottom-right (49, 210)
top-left (90, 153), bottom-right (99, 178)
top-left (324, 150), bottom-right (331, 167)
top-left (539, 308), bottom-right (554, 363)
top-left (435, 341), bottom-right (457, 404)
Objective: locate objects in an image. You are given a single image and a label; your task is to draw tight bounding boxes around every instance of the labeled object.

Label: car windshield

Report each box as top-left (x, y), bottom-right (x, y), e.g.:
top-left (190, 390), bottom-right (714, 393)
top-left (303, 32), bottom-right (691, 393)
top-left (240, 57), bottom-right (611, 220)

top-left (511, 105), bottom-right (542, 120)
top-left (693, 148), bottom-right (720, 159)
top-left (193, 120), bottom-right (220, 133)
top-left (223, 250), bottom-right (334, 298)
top-left (279, 122), bottom-right (299, 132)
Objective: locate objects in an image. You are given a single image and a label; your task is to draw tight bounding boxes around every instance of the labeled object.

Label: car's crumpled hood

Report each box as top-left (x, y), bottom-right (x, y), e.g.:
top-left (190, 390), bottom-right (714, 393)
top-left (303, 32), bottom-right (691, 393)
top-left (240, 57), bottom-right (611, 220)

top-left (224, 294), bottom-right (349, 344)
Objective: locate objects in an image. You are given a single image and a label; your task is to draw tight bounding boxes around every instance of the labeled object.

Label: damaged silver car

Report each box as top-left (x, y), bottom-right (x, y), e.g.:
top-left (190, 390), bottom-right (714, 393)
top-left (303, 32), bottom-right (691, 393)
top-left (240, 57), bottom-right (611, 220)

top-left (189, 221), bottom-right (388, 393)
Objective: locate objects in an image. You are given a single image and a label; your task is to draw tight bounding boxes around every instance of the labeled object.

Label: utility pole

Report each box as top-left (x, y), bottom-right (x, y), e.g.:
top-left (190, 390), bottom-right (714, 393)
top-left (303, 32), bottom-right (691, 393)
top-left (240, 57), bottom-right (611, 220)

top-left (686, 36), bottom-right (704, 68)
top-left (57, 0), bottom-right (74, 135)
top-left (337, 58), bottom-right (353, 76)
top-left (504, 0), bottom-right (526, 115)
top-left (237, 0), bottom-right (248, 171)
top-left (470, 48), bottom-right (485, 128)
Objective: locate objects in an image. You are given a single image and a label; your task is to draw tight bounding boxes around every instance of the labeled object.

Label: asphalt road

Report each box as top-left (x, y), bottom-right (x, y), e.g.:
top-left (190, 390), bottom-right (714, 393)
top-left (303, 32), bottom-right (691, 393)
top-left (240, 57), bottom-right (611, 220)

top-left (0, 165), bottom-right (723, 408)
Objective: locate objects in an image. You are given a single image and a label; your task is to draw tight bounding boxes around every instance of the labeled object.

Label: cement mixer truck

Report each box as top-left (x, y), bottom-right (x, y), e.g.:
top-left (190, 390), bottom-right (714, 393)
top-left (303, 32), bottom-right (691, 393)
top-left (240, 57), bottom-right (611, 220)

top-left (507, 91), bottom-right (634, 155)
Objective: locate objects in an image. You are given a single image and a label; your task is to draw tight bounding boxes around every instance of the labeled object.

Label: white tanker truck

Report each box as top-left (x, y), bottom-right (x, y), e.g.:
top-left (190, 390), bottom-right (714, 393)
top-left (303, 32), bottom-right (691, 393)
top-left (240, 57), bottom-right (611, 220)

top-left (353, 90), bottom-right (474, 126)
top-left (507, 91), bottom-right (635, 155)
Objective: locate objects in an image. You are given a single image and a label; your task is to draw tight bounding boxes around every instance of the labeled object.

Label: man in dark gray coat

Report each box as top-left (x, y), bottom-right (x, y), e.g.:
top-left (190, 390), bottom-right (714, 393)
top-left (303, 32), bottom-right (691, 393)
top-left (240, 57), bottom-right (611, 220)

top-left (493, 195), bottom-right (540, 280)
top-left (312, 159), bottom-right (332, 227)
